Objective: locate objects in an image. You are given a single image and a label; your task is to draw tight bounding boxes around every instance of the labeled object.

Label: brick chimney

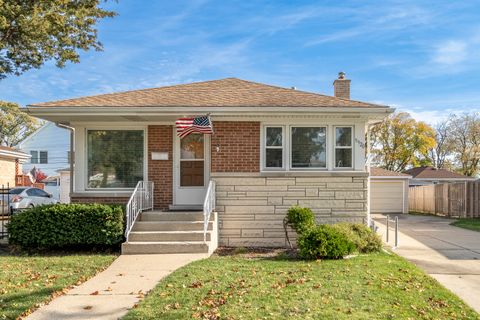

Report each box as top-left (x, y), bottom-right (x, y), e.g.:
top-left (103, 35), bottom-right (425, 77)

top-left (333, 72), bottom-right (351, 99)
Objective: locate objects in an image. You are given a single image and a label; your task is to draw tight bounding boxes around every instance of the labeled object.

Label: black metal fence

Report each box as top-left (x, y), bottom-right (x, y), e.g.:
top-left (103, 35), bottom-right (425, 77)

top-left (0, 183), bottom-right (11, 239)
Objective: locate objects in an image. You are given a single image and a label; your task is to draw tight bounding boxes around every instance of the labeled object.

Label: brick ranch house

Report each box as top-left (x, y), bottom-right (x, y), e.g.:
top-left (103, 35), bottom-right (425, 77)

top-left (27, 74), bottom-right (394, 253)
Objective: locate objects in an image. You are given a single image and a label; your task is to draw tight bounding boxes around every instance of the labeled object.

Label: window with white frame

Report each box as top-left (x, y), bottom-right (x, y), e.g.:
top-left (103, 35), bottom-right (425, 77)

top-left (291, 127), bottom-right (327, 168)
top-left (87, 130), bottom-right (144, 188)
top-left (334, 127), bottom-right (353, 168)
top-left (264, 127), bottom-right (283, 168)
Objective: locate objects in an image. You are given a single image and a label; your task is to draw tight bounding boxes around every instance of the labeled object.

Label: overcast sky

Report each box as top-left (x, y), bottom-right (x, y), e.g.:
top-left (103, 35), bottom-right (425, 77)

top-left (1, 0), bottom-right (480, 124)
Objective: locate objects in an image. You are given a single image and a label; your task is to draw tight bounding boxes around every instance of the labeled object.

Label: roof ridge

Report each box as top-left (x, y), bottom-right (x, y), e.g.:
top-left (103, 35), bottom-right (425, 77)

top-left (28, 78), bottom-right (240, 107)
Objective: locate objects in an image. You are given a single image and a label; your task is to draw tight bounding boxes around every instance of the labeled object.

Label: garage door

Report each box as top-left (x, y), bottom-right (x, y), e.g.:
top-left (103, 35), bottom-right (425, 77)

top-left (371, 180), bottom-right (404, 213)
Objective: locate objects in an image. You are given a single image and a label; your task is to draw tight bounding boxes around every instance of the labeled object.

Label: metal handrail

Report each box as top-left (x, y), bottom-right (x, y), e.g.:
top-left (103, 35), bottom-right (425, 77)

top-left (125, 181), bottom-right (154, 241)
top-left (203, 180), bottom-right (216, 242)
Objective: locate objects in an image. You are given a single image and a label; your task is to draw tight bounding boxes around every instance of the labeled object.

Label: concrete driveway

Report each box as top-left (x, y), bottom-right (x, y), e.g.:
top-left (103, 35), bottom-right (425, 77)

top-left (373, 213), bottom-right (480, 313)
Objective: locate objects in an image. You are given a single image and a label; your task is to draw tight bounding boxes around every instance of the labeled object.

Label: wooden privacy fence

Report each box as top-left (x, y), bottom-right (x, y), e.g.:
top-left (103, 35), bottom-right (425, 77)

top-left (409, 182), bottom-right (480, 218)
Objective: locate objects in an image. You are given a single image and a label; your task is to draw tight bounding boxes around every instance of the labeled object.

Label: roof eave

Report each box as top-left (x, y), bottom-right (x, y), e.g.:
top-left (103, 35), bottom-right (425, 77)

top-left (27, 105), bottom-right (393, 115)
top-left (0, 149), bottom-right (31, 162)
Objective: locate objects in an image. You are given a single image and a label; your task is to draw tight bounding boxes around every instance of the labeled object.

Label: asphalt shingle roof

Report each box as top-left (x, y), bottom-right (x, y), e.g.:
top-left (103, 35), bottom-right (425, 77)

top-left (371, 167), bottom-right (411, 177)
top-left (404, 166), bottom-right (473, 180)
top-left (30, 78), bottom-right (389, 108)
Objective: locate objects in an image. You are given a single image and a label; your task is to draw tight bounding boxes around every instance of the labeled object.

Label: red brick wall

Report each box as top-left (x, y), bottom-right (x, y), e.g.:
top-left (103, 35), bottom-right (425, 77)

top-left (148, 125), bottom-right (173, 210)
top-left (71, 196), bottom-right (130, 205)
top-left (211, 121), bottom-right (260, 172)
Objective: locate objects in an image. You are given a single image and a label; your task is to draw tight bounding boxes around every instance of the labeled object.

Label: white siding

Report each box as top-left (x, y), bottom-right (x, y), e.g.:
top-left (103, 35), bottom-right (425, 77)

top-left (18, 122), bottom-right (70, 177)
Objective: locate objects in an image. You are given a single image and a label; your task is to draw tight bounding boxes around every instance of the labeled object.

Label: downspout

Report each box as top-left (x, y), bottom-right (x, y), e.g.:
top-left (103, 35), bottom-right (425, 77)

top-left (55, 123), bottom-right (75, 199)
top-left (366, 123), bottom-right (373, 227)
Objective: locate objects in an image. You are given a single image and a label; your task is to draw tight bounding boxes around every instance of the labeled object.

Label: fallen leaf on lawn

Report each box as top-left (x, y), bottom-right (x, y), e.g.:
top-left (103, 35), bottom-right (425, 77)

top-left (188, 281), bottom-right (203, 288)
top-left (164, 303), bottom-right (181, 310)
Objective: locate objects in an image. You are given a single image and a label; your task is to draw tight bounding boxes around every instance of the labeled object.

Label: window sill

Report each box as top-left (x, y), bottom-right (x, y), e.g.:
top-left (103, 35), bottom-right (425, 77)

top-left (259, 171), bottom-right (368, 177)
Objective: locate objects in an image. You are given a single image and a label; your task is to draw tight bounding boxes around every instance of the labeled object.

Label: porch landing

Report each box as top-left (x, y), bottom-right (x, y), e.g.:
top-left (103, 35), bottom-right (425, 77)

top-left (122, 211), bottom-right (217, 254)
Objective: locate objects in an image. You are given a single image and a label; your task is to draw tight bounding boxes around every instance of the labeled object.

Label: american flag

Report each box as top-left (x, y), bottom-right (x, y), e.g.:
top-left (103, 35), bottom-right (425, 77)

top-left (176, 115), bottom-right (213, 138)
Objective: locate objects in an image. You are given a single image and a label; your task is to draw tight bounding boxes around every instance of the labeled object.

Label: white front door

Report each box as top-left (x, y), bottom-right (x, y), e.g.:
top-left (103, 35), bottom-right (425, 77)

top-left (173, 133), bottom-right (210, 206)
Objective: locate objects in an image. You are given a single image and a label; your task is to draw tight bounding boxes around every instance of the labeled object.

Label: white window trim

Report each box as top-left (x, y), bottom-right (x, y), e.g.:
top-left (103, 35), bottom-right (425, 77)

top-left (262, 126), bottom-right (286, 171)
top-left (289, 125), bottom-right (328, 171)
top-left (334, 126), bottom-right (354, 170)
top-left (84, 128), bottom-right (147, 191)
top-left (261, 124), bottom-right (359, 172)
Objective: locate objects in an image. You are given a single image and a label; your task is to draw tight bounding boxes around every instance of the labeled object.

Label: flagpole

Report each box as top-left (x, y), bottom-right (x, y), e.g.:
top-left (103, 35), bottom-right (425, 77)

top-left (207, 113), bottom-right (214, 134)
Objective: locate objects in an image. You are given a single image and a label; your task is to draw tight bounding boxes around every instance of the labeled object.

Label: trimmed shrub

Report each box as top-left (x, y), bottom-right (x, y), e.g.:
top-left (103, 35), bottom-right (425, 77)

top-left (285, 206), bottom-right (316, 234)
top-left (8, 203), bottom-right (124, 249)
top-left (297, 224), bottom-right (355, 259)
top-left (332, 223), bottom-right (383, 253)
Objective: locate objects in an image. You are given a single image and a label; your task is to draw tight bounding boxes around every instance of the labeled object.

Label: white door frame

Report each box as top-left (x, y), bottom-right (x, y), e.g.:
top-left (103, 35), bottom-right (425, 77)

top-left (172, 131), bottom-right (211, 206)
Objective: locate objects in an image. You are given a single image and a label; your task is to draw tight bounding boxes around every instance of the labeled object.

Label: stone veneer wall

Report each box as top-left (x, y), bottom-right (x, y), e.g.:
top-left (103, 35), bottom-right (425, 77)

top-left (213, 173), bottom-right (368, 247)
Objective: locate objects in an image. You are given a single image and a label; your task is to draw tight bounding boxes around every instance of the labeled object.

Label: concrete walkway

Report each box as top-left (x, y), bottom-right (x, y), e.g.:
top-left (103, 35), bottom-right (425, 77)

top-left (27, 253), bottom-right (208, 320)
top-left (373, 214), bottom-right (480, 313)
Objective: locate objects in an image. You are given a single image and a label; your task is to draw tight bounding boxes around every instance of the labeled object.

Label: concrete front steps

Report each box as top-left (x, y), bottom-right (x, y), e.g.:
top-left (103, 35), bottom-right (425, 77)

top-left (122, 211), bottom-right (218, 255)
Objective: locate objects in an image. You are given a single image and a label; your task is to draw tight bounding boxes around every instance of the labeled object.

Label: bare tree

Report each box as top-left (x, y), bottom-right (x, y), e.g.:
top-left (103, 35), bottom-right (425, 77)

top-left (449, 113), bottom-right (480, 177)
top-left (428, 118), bottom-right (454, 169)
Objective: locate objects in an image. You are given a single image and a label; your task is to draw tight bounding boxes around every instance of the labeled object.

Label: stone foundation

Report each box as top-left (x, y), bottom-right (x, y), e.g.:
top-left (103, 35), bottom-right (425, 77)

top-left (213, 173), bottom-right (368, 247)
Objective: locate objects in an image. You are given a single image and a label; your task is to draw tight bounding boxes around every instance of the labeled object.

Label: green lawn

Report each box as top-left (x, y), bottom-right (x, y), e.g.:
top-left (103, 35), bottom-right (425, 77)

top-left (0, 253), bottom-right (116, 319)
top-left (451, 219), bottom-right (480, 232)
top-left (124, 251), bottom-right (479, 320)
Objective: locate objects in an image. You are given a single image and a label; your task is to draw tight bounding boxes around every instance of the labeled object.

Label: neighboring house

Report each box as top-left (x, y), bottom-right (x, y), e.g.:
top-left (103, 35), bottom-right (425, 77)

top-left (17, 122), bottom-right (71, 200)
top-left (0, 146), bottom-right (30, 187)
top-left (17, 122), bottom-right (70, 178)
top-left (404, 166), bottom-right (476, 186)
top-left (370, 167), bottom-right (411, 214)
top-left (27, 75), bottom-right (394, 250)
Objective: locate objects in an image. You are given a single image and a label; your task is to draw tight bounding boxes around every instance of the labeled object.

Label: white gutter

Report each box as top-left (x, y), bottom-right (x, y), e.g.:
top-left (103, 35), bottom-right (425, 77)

top-left (26, 105), bottom-right (394, 116)
top-left (0, 149), bottom-right (30, 162)
top-left (55, 123), bottom-right (75, 197)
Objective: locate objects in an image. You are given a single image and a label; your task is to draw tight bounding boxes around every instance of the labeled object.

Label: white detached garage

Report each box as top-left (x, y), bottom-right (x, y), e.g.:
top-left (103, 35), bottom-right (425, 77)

top-left (370, 167), bottom-right (411, 214)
